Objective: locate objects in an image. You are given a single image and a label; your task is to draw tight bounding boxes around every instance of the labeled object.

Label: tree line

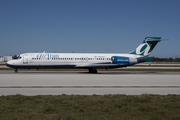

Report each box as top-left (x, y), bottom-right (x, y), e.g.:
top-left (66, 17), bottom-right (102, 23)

top-left (151, 57), bottom-right (180, 62)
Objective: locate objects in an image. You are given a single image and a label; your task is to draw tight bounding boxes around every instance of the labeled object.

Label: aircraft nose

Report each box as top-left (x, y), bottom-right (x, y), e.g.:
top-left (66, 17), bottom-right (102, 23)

top-left (6, 61), bottom-right (10, 67)
top-left (6, 60), bottom-right (11, 64)
top-left (6, 60), bottom-right (14, 67)
top-left (6, 61), bottom-right (11, 66)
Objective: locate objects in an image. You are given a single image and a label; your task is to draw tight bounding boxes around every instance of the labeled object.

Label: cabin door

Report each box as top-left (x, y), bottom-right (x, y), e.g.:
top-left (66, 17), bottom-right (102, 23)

top-left (23, 54), bottom-right (28, 64)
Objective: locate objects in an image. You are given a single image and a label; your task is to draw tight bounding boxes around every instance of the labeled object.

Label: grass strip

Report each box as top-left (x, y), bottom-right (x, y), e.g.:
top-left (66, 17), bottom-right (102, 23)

top-left (0, 94), bottom-right (180, 120)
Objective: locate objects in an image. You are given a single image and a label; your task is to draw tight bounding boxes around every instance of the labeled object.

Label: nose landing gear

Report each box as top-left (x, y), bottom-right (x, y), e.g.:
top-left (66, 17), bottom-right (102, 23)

top-left (14, 68), bottom-right (18, 73)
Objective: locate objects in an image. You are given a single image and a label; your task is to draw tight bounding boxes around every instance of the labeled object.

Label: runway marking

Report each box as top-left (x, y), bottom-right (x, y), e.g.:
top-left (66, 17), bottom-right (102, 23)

top-left (0, 86), bottom-right (180, 88)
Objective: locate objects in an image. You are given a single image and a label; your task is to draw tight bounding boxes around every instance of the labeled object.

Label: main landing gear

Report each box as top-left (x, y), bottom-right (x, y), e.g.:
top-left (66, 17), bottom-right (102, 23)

top-left (14, 68), bottom-right (18, 73)
top-left (89, 68), bottom-right (97, 73)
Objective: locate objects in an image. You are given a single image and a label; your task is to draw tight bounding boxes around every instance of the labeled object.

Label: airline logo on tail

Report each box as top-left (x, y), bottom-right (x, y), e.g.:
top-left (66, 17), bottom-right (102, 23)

top-left (130, 37), bottom-right (161, 56)
top-left (135, 43), bottom-right (151, 56)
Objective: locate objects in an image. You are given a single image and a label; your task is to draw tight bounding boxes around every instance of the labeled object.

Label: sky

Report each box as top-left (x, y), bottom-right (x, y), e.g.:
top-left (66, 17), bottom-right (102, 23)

top-left (0, 0), bottom-right (180, 58)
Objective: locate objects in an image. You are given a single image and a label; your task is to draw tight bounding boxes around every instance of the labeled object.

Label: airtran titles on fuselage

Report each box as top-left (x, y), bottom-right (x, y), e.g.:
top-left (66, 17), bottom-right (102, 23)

top-left (117, 59), bottom-right (129, 61)
top-left (37, 54), bottom-right (59, 58)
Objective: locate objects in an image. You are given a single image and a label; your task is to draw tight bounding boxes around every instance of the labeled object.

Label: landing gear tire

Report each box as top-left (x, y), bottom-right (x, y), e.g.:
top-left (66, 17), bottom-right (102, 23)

top-left (89, 68), bottom-right (97, 73)
top-left (14, 68), bottom-right (18, 73)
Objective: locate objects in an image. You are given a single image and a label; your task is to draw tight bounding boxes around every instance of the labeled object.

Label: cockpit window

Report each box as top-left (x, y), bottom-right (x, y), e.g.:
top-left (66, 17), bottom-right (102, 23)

top-left (17, 55), bottom-right (22, 59)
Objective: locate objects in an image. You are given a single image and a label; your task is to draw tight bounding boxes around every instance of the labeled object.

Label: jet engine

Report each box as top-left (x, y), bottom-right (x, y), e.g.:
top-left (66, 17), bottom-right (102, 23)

top-left (111, 56), bottom-right (137, 65)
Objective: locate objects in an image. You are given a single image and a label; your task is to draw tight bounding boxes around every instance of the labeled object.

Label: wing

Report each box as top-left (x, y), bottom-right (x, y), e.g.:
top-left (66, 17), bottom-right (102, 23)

top-left (75, 63), bottom-right (120, 69)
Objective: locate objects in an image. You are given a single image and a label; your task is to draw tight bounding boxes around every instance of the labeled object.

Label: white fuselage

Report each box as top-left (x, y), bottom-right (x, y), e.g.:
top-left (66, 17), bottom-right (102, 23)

top-left (6, 53), bottom-right (141, 69)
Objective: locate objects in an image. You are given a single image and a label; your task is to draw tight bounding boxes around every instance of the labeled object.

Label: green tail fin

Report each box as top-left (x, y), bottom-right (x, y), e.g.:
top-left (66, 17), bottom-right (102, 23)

top-left (129, 37), bottom-right (161, 56)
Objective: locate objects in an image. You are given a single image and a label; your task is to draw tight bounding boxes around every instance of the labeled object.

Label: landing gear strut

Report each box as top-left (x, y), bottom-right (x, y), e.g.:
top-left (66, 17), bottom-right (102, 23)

top-left (14, 68), bottom-right (18, 73)
top-left (89, 68), bottom-right (97, 73)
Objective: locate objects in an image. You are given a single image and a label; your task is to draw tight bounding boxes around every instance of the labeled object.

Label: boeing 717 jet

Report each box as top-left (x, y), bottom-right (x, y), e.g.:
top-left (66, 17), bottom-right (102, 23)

top-left (6, 37), bottom-right (163, 73)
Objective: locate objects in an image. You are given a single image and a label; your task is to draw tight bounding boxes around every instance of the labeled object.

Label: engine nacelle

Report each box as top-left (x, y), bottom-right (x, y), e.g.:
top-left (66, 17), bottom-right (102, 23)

top-left (111, 56), bottom-right (137, 65)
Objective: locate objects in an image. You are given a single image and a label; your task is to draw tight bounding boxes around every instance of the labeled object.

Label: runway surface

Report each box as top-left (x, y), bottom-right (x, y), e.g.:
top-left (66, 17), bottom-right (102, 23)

top-left (0, 70), bottom-right (180, 96)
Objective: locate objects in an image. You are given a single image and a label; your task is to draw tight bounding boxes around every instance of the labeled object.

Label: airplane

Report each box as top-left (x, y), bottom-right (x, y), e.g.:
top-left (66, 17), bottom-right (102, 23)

top-left (6, 37), bottom-right (163, 73)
